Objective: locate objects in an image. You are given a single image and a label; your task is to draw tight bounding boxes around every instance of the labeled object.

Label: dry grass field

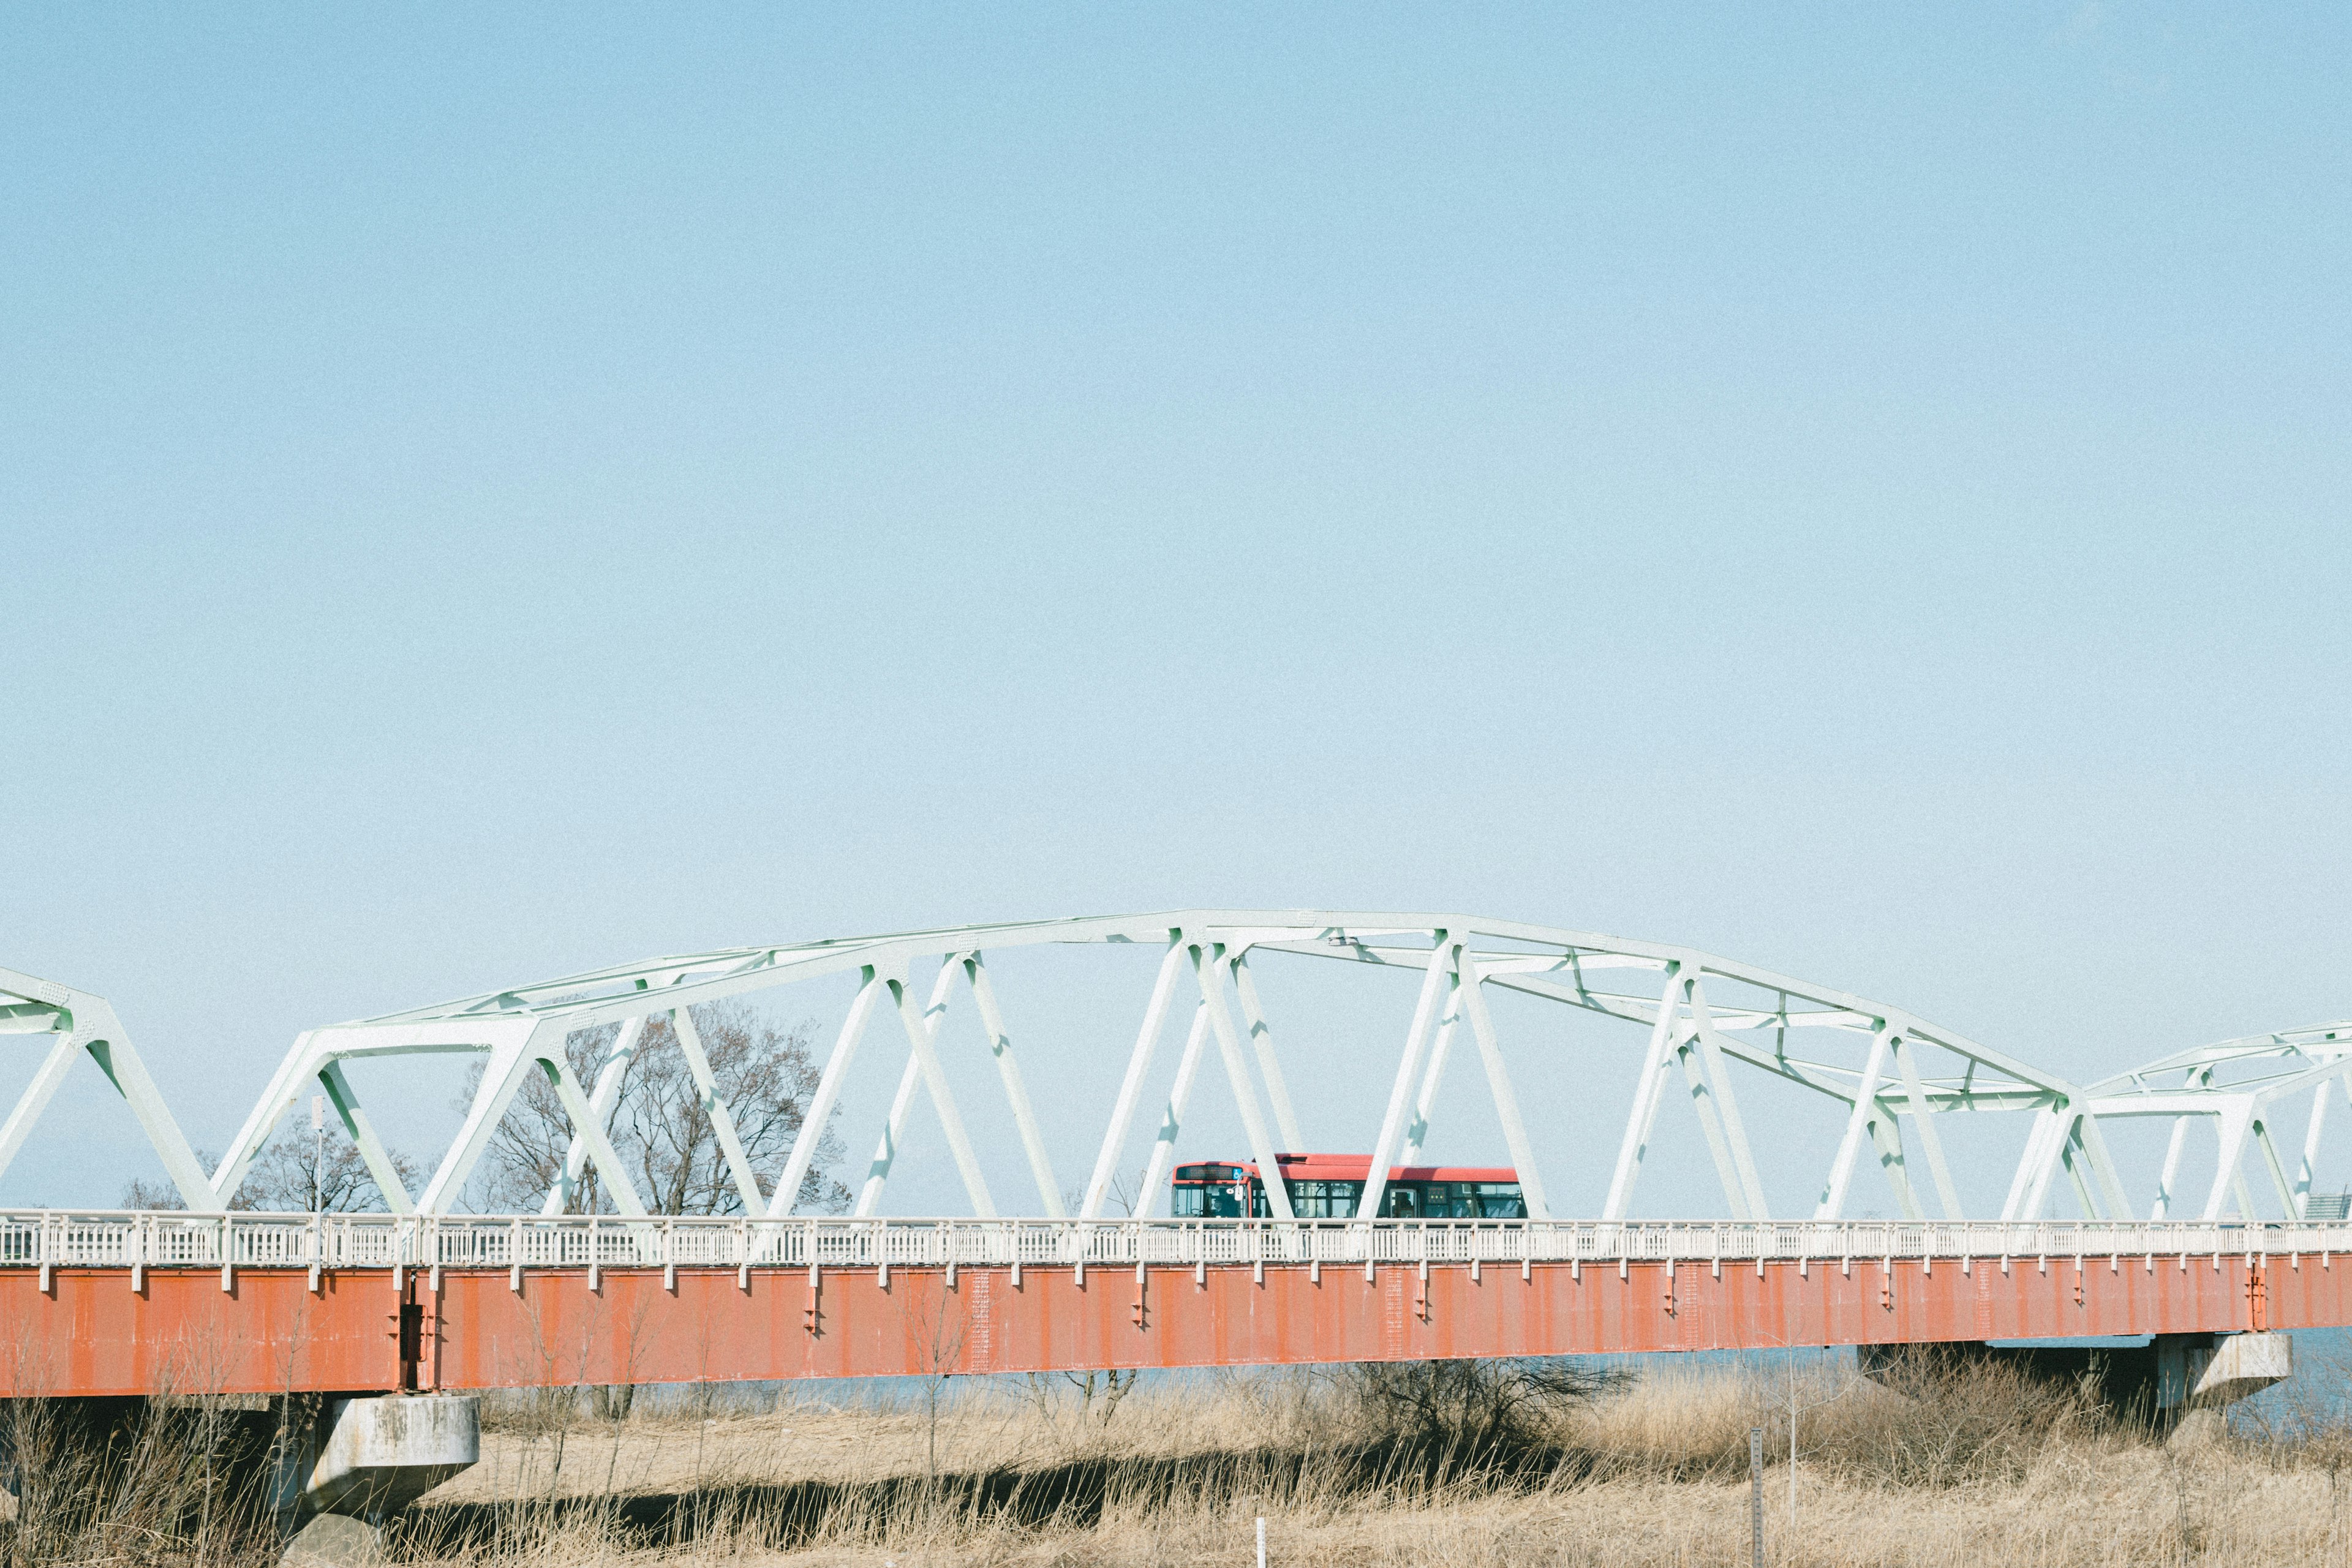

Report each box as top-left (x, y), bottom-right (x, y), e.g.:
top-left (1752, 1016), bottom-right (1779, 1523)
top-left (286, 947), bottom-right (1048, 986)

top-left (12, 1353), bottom-right (2352, 1566)
top-left (379, 1354), bottom-right (2352, 1568)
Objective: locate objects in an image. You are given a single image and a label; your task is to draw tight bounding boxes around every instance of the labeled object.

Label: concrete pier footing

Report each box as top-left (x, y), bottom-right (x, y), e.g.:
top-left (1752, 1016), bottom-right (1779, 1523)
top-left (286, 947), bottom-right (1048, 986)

top-left (277, 1394), bottom-right (479, 1566)
top-left (1858, 1332), bottom-right (2292, 1431)
top-left (2157, 1330), bottom-right (2293, 1411)
top-left (0, 1390), bottom-right (478, 1566)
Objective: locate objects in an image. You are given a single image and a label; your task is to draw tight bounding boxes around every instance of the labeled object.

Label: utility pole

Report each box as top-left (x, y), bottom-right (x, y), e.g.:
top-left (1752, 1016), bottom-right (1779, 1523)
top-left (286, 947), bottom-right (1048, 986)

top-left (311, 1094), bottom-right (325, 1212)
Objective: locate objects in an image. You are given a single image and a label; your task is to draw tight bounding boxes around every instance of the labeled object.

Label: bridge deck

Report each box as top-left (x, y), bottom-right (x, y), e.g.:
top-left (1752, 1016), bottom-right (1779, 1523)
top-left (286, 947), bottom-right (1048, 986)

top-left (0, 1215), bottom-right (2344, 1396)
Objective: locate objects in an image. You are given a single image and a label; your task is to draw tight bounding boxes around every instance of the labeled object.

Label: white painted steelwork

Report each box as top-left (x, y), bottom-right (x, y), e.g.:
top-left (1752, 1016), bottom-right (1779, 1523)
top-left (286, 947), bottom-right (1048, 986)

top-left (2087, 1023), bottom-right (2352, 1222)
top-left (0, 967), bottom-right (217, 1210)
top-left (4, 914), bottom-right (2346, 1225)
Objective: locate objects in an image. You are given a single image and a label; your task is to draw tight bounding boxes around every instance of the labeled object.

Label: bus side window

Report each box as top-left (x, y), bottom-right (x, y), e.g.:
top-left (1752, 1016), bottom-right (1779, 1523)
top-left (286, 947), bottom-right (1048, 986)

top-left (1384, 1186), bottom-right (1421, 1218)
top-left (1285, 1180), bottom-right (1363, 1219)
top-left (1472, 1183), bottom-right (1525, 1218)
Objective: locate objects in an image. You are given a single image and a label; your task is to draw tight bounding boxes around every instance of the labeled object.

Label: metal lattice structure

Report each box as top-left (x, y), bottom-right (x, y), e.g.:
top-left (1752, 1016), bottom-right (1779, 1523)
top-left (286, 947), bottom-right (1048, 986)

top-left (6, 912), bottom-right (2345, 1226)
top-left (2087, 1023), bottom-right (2352, 1222)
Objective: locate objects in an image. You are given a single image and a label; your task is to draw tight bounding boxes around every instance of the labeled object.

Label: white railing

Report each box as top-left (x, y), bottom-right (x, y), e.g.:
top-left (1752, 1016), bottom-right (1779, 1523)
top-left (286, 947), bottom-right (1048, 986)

top-left (0, 1211), bottom-right (2348, 1276)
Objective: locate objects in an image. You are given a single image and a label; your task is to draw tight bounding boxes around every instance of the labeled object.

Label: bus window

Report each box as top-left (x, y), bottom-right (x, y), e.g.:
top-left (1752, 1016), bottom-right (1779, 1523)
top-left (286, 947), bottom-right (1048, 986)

top-left (1471, 1183), bottom-right (1525, 1218)
top-left (1382, 1185), bottom-right (1422, 1218)
top-left (1286, 1179), bottom-right (1361, 1219)
top-left (1420, 1185), bottom-right (1477, 1222)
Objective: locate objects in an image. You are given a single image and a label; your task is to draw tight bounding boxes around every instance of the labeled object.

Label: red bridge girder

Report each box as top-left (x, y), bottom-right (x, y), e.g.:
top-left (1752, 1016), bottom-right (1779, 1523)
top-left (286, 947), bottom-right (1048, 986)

top-left (0, 1253), bottom-right (2339, 1396)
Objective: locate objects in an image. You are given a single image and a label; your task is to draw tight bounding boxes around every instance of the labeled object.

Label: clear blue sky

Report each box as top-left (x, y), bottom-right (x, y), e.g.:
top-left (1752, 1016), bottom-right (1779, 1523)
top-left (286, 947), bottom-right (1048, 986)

top-left (6, 6), bottom-right (2348, 1213)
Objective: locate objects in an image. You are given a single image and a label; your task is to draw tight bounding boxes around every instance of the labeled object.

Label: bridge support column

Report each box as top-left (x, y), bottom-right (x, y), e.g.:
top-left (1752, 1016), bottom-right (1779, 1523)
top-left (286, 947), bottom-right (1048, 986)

top-left (277, 1393), bottom-right (478, 1566)
top-left (1858, 1332), bottom-right (2291, 1436)
top-left (2158, 1331), bottom-right (2293, 1444)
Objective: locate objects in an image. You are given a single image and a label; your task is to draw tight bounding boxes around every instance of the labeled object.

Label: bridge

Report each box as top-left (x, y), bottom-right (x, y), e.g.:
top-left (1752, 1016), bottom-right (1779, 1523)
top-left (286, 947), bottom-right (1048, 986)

top-left (3, 910), bottom-right (2348, 1401)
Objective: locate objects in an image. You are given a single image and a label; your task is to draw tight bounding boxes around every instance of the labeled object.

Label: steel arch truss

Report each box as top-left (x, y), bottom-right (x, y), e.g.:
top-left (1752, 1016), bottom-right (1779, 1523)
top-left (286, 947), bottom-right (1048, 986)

top-left (2087, 1023), bottom-right (2352, 1222)
top-left (2, 916), bottom-right (2345, 1226)
top-left (0, 967), bottom-right (214, 1210)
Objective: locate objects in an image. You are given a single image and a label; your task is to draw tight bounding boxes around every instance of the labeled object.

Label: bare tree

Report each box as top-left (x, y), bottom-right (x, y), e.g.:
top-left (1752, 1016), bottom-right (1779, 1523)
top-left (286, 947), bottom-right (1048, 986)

top-left (121, 1130), bottom-right (421, 1212)
top-left (246, 1126), bottom-right (421, 1212)
top-left (121, 1168), bottom-right (214, 1210)
top-left (458, 999), bottom-right (850, 1216)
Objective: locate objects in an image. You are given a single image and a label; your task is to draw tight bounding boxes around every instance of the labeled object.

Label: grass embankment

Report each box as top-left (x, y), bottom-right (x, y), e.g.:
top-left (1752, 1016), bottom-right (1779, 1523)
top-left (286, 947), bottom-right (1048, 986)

top-left (12, 1355), bottom-right (2352, 1565)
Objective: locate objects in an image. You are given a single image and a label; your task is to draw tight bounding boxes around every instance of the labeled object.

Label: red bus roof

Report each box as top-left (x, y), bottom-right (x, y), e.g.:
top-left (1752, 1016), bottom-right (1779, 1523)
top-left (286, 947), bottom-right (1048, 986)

top-left (1173, 1153), bottom-right (1519, 1183)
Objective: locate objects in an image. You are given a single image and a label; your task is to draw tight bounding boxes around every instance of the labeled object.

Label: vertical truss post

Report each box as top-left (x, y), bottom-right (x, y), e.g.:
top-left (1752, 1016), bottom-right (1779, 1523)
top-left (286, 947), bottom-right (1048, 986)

top-left (1138, 1003), bottom-right (1214, 1218)
top-left (1815, 1022), bottom-right (1896, 1220)
top-left (1454, 953), bottom-right (1552, 1221)
top-left (1602, 963), bottom-right (1684, 1223)
top-left (960, 952), bottom-right (1065, 1217)
top-left (1195, 944), bottom-right (1295, 1222)
top-left (1358, 935), bottom-right (1456, 1229)
top-left (1887, 1034), bottom-right (1962, 1220)
top-left (1398, 967), bottom-right (1463, 1169)
top-left (545, 1017), bottom-right (649, 1215)
top-left (668, 1006), bottom-right (767, 1215)
top-left (1081, 937), bottom-right (1188, 1221)
top-left (319, 1060), bottom-right (414, 1215)
top-left (1228, 951), bottom-right (1305, 1150)
top-left (769, 968), bottom-right (883, 1218)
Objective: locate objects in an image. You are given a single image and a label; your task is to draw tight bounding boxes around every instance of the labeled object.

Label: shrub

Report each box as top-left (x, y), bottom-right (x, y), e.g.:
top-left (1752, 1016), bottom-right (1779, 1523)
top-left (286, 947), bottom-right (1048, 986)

top-left (1340, 1357), bottom-right (1620, 1472)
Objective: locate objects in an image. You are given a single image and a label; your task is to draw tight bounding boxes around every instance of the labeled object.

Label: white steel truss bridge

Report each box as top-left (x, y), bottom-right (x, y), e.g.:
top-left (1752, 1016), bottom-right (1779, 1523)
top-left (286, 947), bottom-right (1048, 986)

top-left (5, 910), bottom-right (2346, 1228)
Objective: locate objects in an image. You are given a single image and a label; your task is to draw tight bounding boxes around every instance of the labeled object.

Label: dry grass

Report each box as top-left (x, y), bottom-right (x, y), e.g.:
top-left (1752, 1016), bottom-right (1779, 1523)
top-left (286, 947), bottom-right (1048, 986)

top-left (386, 1355), bottom-right (2352, 1567)
top-left (12, 1356), bottom-right (2352, 1566)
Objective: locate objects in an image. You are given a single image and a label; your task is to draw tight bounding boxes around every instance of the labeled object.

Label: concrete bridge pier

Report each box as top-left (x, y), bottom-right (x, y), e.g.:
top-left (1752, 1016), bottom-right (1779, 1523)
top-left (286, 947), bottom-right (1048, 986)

top-left (1859, 1332), bottom-right (2293, 1434)
top-left (2157, 1331), bottom-right (2294, 1443)
top-left (274, 1394), bottom-right (479, 1567)
top-left (0, 1392), bottom-right (475, 1564)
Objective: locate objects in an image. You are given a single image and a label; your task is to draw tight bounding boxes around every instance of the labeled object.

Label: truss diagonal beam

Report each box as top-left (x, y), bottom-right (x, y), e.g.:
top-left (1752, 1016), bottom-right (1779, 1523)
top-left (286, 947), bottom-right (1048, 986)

top-left (1454, 953), bottom-right (1551, 1221)
top-left (1359, 937), bottom-right (1456, 1228)
top-left (1229, 952), bottom-right (1305, 1151)
top-left (962, 953), bottom-right (1065, 1218)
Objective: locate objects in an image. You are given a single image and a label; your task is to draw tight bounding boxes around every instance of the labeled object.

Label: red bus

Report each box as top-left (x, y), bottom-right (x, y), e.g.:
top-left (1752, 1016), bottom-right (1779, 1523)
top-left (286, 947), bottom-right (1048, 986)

top-left (1169, 1152), bottom-right (1526, 1219)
